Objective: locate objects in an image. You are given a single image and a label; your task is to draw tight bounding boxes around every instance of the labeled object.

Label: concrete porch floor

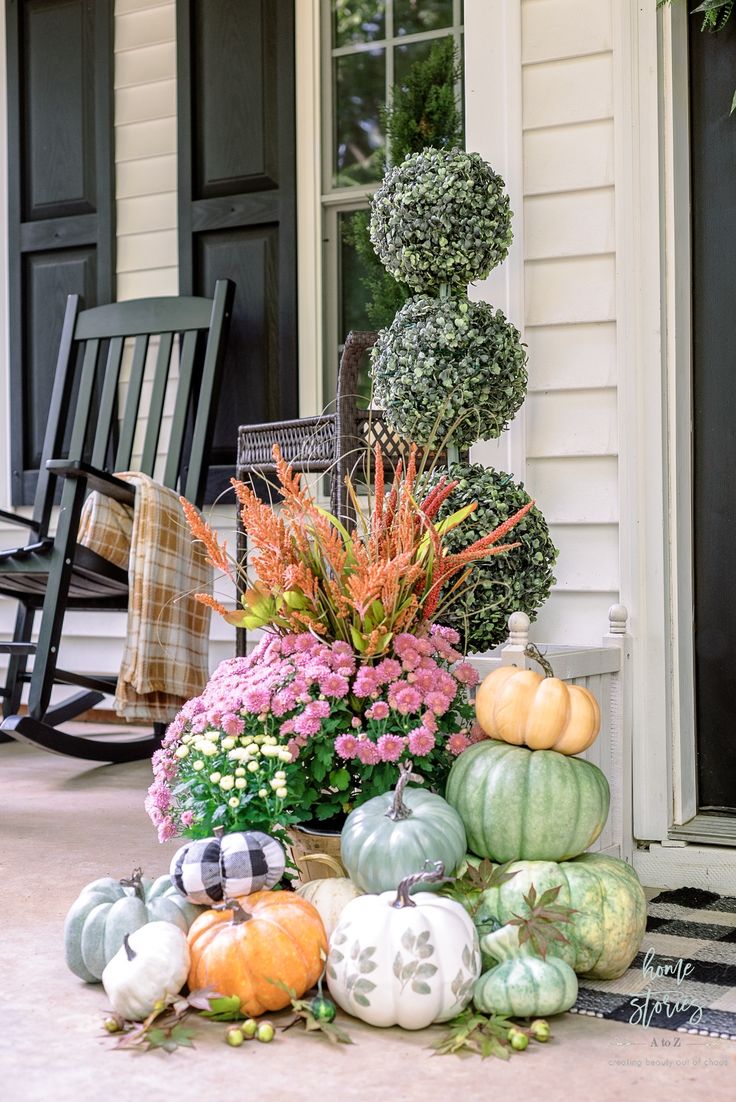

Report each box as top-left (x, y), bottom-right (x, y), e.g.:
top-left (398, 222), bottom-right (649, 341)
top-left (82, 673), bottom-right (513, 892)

top-left (1, 734), bottom-right (735, 1102)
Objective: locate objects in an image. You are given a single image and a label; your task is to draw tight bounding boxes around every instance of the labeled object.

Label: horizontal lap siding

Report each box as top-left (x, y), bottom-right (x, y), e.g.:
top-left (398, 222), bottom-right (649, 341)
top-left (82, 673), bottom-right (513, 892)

top-left (520, 0), bottom-right (618, 645)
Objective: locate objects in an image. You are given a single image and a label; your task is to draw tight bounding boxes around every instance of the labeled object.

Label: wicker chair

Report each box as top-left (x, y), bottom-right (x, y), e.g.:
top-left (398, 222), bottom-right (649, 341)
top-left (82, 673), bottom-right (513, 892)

top-left (237, 330), bottom-right (393, 526)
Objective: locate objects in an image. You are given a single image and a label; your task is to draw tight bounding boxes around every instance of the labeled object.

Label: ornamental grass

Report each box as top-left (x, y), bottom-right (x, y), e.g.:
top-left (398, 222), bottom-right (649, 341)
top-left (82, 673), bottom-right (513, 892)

top-left (180, 443), bottom-right (532, 659)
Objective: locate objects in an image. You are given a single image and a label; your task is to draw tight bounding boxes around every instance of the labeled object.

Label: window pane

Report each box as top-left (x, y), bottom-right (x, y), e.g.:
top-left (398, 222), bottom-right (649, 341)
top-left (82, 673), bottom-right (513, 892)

top-left (334, 49), bottom-right (386, 186)
top-left (394, 0), bottom-right (454, 37)
top-left (339, 210), bottom-right (374, 405)
top-left (333, 0), bottom-right (385, 48)
top-left (393, 37), bottom-right (434, 88)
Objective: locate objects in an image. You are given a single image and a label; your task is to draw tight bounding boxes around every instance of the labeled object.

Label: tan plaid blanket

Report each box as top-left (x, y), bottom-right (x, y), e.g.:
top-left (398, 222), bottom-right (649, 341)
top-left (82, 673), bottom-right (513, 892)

top-left (77, 473), bottom-right (212, 722)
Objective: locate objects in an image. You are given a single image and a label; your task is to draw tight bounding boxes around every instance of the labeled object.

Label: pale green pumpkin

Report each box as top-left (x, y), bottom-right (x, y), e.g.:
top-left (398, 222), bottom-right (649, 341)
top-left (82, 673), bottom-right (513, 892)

top-left (476, 852), bottom-right (646, 980)
top-left (474, 923), bottom-right (578, 1018)
top-left (341, 764), bottom-right (466, 894)
top-left (64, 869), bottom-right (203, 983)
top-left (445, 741), bottom-right (610, 863)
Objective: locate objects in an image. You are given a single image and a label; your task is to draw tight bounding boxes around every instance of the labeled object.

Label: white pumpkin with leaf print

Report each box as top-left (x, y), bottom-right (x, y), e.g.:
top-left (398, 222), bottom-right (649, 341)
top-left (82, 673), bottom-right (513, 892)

top-left (326, 864), bottom-right (481, 1030)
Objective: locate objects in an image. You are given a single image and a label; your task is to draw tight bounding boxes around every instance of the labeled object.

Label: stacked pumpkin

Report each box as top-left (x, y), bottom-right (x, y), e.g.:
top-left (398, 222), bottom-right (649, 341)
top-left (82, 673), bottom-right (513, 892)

top-left (64, 829), bottom-right (328, 1022)
top-left (442, 649), bottom-right (647, 1017)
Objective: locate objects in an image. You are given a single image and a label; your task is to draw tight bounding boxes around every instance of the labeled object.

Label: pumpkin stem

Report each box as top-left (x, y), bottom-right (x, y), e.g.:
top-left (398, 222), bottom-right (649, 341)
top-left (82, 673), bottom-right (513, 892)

top-left (386, 760), bottom-right (423, 822)
top-left (122, 934), bottom-right (137, 962)
top-left (392, 861), bottom-right (450, 908)
top-left (524, 643), bottom-right (555, 679)
top-left (213, 826), bottom-right (225, 840)
top-left (119, 868), bottom-right (145, 901)
top-left (215, 898), bottom-right (253, 925)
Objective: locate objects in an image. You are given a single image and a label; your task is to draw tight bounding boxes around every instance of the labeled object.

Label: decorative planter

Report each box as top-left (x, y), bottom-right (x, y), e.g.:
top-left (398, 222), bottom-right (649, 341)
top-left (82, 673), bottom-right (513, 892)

top-left (287, 824), bottom-right (343, 885)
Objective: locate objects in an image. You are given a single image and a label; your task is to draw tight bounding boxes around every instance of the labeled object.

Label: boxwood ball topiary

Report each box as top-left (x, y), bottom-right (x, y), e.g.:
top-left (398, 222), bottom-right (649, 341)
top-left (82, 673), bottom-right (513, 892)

top-left (429, 463), bottom-right (557, 653)
top-left (370, 148), bottom-right (513, 292)
top-left (370, 296), bottom-right (528, 449)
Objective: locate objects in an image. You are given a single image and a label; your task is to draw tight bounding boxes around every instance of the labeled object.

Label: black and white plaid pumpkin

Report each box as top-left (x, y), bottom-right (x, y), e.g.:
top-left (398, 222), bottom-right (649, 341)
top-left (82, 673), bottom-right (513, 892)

top-left (170, 827), bottom-right (285, 905)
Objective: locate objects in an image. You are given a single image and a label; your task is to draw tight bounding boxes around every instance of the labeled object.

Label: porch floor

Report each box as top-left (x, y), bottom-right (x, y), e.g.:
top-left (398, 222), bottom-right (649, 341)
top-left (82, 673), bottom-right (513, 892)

top-left (2, 735), bottom-right (734, 1101)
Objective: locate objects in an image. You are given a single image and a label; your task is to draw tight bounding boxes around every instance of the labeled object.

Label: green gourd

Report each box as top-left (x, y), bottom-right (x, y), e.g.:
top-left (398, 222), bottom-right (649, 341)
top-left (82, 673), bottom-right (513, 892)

top-left (340, 763), bottom-right (467, 894)
top-left (64, 868), bottom-right (203, 983)
top-left (475, 852), bottom-right (646, 980)
top-left (474, 923), bottom-right (578, 1018)
top-left (445, 741), bottom-right (610, 863)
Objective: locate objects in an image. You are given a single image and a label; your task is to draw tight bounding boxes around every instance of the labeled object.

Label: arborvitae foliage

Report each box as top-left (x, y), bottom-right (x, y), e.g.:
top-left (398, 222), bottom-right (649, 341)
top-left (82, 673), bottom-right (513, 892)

top-left (343, 38), bottom-right (463, 331)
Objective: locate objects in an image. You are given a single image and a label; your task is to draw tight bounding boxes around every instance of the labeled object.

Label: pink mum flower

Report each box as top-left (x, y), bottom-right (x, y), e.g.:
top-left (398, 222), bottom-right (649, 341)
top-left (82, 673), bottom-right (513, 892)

top-left (375, 658), bottom-right (402, 683)
top-left (366, 700), bottom-right (390, 721)
top-left (425, 690), bottom-right (452, 717)
top-left (286, 738), bottom-right (302, 760)
top-left (242, 686), bottom-right (271, 714)
top-left (408, 726), bottom-right (436, 756)
top-left (470, 722), bottom-right (488, 743)
top-left (430, 624), bottom-right (461, 645)
top-left (422, 710), bottom-right (438, 733)
top-left (319, 672), bottom-right (350, 698)
top-left (180, 810), bottom-right (195, 827)
top-left (221, 712), bottom-right (245, 736)
top-left (335, 733), bottom-right (360, 759)
top-left (356, 739), bottom-right (381, 765)
top-left (454, 662), bottom-right (480, 687)
top-left (353, 668), bottom-right (381, 697)
top-left (377, 734), bottom-right (406, 762)
top-left (294, 713), bottom-right (321, 737)
top-left (388, 683), bottom-right (423, 715)
top-left (447, 732), bottom-right (470, 755)
top-left (305, 699), bottom-right (331, 719)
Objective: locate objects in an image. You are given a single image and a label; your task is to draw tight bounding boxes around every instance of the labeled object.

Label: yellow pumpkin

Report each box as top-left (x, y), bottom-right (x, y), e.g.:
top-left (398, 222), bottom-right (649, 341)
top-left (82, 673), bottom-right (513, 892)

top-left (475, 647), bottom-right (600, 755)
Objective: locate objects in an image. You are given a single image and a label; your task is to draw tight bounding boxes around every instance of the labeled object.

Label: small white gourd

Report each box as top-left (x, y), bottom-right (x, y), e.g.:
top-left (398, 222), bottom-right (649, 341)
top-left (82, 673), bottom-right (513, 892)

top-left (102, 920), bottom-right (190, 1021)
top-left (326, 862), bottom-right (481, 1030)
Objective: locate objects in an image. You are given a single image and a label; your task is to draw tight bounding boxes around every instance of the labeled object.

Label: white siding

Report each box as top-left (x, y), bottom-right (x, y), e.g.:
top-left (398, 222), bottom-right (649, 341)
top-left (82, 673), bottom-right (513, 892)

top-left (114, 0), bottom-right (177, 299)
top-left (519, 0), bottom-right (618, 646)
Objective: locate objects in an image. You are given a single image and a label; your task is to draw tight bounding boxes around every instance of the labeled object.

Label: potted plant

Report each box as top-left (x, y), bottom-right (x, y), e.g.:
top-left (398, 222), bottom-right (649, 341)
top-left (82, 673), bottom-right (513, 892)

top-left (148, 445), bottom-right (530, 871)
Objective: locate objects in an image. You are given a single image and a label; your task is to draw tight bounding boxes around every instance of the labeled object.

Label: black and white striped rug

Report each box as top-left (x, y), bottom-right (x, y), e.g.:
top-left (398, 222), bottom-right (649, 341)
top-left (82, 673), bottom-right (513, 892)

top-left (570, 887), bottom-right (736, 1040)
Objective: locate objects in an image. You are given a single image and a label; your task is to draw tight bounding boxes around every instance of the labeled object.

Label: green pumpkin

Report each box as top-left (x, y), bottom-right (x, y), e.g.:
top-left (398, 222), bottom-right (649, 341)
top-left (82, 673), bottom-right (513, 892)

top-left (476, 852), bottom-right (646, 980)
top-left (64, 868), bottom-right (203, 983)
top-left (341, 764), bottom-right (467, 893)
top-left (474, 923), bottom-right (578, 1018)
top-left (445, 741), bottom-right (610, 862)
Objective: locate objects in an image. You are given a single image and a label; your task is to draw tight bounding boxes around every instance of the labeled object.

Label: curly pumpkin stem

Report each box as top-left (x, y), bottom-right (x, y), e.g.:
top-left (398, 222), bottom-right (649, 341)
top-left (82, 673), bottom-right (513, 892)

top-left (386, 760), bottom-right (424, 822)
top-left (122, 933), bottom-right (137, 962)
top-left (524, 643), bottom-right (555, 679)
top-left (119, 868), bottom-right (145, 901)
top-left (392, 861), bottom-right (449, 909)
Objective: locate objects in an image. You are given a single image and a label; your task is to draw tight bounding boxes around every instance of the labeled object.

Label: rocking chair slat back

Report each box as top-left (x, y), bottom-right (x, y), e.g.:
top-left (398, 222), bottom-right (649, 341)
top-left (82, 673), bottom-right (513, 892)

top-left (114, 334), bottom-right (149, 472)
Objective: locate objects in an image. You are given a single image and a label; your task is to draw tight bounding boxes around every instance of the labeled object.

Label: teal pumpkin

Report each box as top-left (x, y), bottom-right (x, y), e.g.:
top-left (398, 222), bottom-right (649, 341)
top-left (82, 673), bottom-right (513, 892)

top-left (64, 869), bottom-right (203, 983)
top-left (474, 923), bottom-right (578, 1018)
top-left (475, 852), bottom-right (646, 980)
top-left (341, 764), bottom-right (467, 894)
top-left (445, 741), bottom-right (609, 862)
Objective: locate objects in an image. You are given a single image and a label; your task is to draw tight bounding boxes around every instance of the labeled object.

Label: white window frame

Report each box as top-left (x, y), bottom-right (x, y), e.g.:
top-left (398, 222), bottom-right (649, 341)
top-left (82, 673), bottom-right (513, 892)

top-left (319, 0), bottom-right (465, 404)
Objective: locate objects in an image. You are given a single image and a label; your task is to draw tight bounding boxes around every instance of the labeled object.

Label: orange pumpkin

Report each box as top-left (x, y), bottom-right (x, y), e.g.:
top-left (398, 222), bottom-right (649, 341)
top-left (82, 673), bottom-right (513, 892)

top-left (475, 647), bottom-right (600, 756)
top-left (187, 892), bottom-right (327, 1016)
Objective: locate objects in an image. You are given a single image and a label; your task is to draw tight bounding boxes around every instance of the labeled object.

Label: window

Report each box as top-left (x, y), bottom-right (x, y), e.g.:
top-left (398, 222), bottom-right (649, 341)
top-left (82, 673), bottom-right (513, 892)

top-left (320, 0), bottom-right (464, 404)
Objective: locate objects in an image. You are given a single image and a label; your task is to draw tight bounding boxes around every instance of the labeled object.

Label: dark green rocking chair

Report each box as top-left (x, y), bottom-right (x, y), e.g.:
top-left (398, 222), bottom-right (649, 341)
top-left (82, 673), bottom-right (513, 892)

top-left (0, 280), bottom-right (235, 762)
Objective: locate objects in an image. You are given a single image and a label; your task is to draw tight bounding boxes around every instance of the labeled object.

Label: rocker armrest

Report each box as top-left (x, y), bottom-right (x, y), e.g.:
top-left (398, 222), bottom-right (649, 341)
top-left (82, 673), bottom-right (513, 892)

top-left (0, 508), bottom-right (40, 531)
top-left (44, 460), bottom-right (136, 506)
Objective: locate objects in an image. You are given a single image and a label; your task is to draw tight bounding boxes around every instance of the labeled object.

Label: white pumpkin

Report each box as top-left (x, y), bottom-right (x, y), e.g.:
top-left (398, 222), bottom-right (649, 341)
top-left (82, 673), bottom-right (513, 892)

top-left (102, 920), bottom-right (190, 1021)
top-left (326, 864), bottom-right (481, 1030)
top-left (296, 877), bottom-right (364, 939)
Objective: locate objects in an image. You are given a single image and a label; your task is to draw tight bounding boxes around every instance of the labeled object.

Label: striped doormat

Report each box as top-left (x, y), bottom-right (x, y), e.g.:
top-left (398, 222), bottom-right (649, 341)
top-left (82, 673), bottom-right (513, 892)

top-left (570, 887), bottom-right (736, 1039)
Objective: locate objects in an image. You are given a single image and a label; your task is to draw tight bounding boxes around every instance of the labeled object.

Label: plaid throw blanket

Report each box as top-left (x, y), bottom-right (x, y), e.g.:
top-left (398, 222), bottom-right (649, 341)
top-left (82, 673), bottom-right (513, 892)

top-left (77, 473), bottom-right (212, 722)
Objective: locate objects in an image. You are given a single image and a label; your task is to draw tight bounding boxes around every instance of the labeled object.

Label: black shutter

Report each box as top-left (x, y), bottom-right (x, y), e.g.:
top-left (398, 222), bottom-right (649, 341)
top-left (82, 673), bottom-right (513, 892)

top-left (177, 0), bottom-right (298, 501)
top-left (690, 18), bottom-right (736, 812)
top-left (6, 0), bottom-right (115, 505)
